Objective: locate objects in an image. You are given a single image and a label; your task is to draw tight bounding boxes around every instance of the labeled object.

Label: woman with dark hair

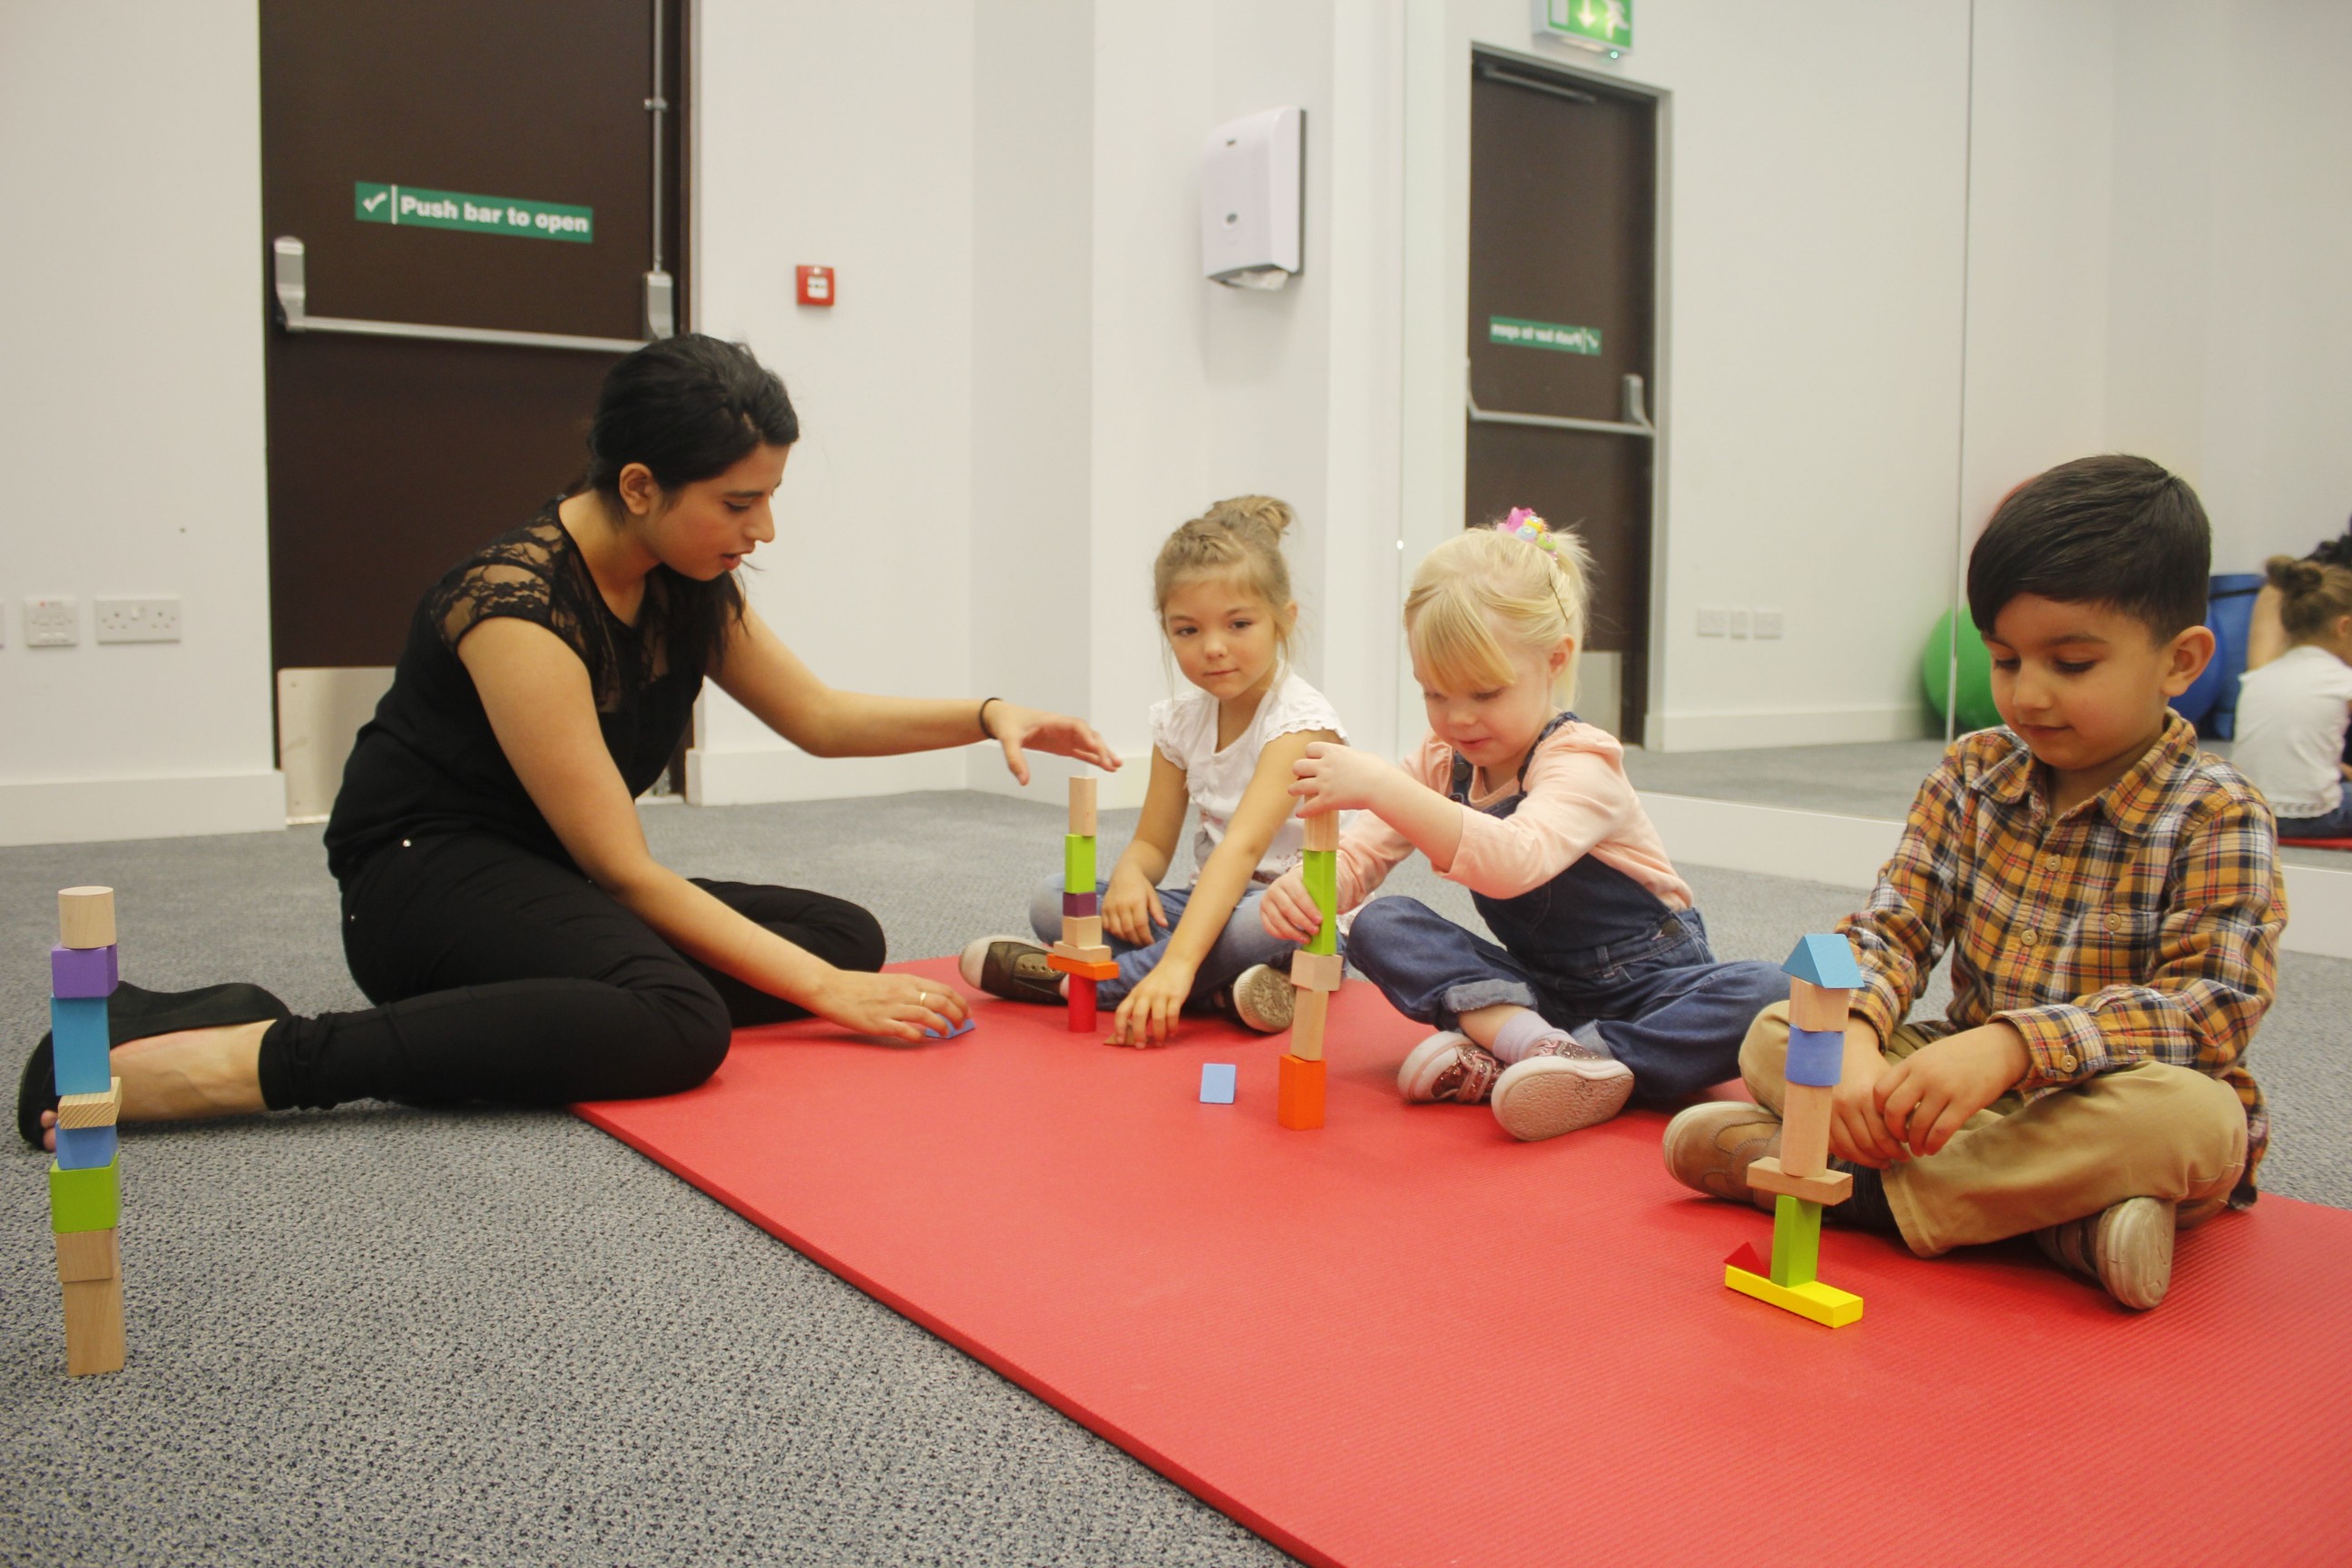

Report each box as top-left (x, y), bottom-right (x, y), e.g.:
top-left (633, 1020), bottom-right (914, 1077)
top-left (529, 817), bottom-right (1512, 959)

top-left (21, 335), bottom-right (1116, 1147)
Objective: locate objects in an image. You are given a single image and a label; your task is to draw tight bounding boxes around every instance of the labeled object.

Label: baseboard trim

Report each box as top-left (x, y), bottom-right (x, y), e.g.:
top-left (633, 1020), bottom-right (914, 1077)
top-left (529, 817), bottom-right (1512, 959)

top-left (1648, 704), bottom-right (1939, 752)
top-left (1643, 790), bottom-right (2352, 960)
top-left (684, 746), bottom-right (966, 807)
top-left (0, 771), bottom-right (288, 848)
top-left (962, 750), bottom-right (1154, 809)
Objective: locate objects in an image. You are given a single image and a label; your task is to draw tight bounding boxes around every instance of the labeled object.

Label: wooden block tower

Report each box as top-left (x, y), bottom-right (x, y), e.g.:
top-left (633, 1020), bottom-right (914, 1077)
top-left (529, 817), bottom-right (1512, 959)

top-left (1277, 811), bottom-right (1343, 1130)
top-left (1723, 933), bottom-right (1867, 1329)
top-left (48, 886), bottom-right (126, 1376)
top-left (1047, 778), bottom-right (1117, 1032)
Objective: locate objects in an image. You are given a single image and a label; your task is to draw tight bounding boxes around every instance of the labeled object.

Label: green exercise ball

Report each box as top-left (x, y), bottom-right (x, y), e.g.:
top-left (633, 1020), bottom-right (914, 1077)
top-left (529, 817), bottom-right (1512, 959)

top-left (1921, 608), bottom-right (2003, 733)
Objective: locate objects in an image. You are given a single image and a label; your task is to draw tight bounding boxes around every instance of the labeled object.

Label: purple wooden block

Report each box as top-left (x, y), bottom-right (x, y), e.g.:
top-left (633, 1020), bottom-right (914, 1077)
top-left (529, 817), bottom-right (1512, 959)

top-left (50, 944), bottom-right (119, 999)
top-left (1062, 891), bottom-right (1100, 917)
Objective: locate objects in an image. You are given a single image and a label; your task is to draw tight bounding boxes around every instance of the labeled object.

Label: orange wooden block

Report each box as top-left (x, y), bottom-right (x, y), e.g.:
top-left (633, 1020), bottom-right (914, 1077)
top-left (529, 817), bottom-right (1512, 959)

top-left (1068, 777), bottom-right (1098, 837)
top-left (1289, 950), bottom-right (1343, 994)
top-left (54, 1228), bottom-right (120, 1284)
top-left (62, 1274), bottom-right (125, 1376)
top-left (1277, 1052), bottom-right (1325, 1130)
top-left (1046, 951), bottom-right (1120, 982)
top-left (1788, 978), bottom-right (1849, 1034)
top-left (1304, 812), bottom-right (1339, 852)
top-left (58, 887), bottom-right (116, 950)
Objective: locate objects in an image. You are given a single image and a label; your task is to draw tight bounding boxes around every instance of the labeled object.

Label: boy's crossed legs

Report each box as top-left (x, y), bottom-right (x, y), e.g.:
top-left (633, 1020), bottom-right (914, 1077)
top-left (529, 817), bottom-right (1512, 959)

top-left (1668, 1002), bottom-right (2248, 1308)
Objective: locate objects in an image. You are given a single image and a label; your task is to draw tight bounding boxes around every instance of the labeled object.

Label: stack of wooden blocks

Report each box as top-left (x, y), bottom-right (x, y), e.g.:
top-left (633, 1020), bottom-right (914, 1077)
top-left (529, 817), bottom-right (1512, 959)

top-left (1722, 934), bottom-right (1867, 1328)
top-left (1277, 812), bottom-right (1343, 1130)
top-left (49, 886), bottom-right (127, 1376)
top-left (1048, 778), bottom-right (1118, 1032)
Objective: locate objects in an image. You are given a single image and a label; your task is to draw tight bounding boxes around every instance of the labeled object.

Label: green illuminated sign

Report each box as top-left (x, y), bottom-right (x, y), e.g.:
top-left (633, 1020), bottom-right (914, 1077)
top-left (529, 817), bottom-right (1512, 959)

top-left (1489, 316), bottom-right (1602, 355)
top-left (1535, 0), bottom-right (1632, 52)
top-left (353, 181), bottom-right (593, 243)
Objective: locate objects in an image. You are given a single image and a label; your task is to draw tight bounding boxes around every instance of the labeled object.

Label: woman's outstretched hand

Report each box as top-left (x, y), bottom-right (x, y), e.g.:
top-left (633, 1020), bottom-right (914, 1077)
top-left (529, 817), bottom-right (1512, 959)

top-left (809, 967), bottom-right (970, 1045)
top-left (985, 702), bottom-right (1121, 785)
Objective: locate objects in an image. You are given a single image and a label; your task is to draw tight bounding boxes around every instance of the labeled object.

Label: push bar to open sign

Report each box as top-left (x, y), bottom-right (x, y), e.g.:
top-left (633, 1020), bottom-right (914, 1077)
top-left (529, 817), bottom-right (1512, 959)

top-left (270, 237), bottom-right (670, 355)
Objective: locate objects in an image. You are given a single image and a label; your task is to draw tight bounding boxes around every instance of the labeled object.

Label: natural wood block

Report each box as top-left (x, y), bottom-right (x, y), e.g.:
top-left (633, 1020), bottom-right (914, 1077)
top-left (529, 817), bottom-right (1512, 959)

top-left (61, 1275), bottom-right (125, 1376)
top-left (56, 1077), bottom-right (122, 1130)
top-left (1289, 950), bottom-right (1344, 994)
top-left (1746, 1156), bottom-right (1853, 1205)
top-left (54, 1228), bottom-right (120, 1284)
top-left (1779, 1083), bottom-right (1833, 1178)
top-left (1290, 988), bottom-right (1330, 1063)
top-left (1068, 778), bottom-right (1098, 837)
top-left (1051, 941), bottom-right (1113, 965)
top-left (1303, 811), bottom-right (1339, 852)
top-left (1061, 915), bottom-right (1102, 950)
top-left (58, 887), bottom-right (116, 950)
top-left (1788, 978), bottom-right (1849, 1034)
top-left (1277, 1053), bottom-right (1325, 1130)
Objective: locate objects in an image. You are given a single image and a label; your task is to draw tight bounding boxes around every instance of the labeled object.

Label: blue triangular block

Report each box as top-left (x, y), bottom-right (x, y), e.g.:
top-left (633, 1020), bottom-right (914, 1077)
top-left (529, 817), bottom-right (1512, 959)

top-left (1781, 934), bottom-right (1864, 990)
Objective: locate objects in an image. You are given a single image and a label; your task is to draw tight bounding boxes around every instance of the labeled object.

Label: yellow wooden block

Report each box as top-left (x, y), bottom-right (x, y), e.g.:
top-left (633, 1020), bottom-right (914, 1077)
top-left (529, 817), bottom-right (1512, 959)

top-left (58, 887), bottom-right (116, 950)
top-left (62, 1274), bottom-right (125, 1375)
top-left (55, 1228), bottom-right (120, 1284)
top-left (1746, 1156), bottom-right (1852, 1205)
top-left (1061, 915), bottom-right (1102, 950)
top-left (1290, 988), bottom-right (1330, 1062)
top-left (1068, 777), bottom-right (1098, 837)
top-left (56, 1077), bottom-right (123, 1130)
top-left (1725, 1264), bottom-right (1864, 1328)
top-left (1289, 950), bottom-right (1343, 994)
top-left (1303, 811), bottom-right (1339, 852)
top-left (1788, 978), bottom-right (1848, 1034)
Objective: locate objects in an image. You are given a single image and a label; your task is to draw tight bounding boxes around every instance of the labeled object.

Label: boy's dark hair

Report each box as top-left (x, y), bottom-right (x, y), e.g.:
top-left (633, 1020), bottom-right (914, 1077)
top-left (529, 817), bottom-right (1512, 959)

top-left (1966, 455), bottom-right (2210, 641)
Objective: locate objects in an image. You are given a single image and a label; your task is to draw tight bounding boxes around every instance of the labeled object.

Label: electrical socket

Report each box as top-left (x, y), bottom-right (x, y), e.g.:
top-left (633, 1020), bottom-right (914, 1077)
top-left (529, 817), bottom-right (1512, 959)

top-left (1728, 608), bottom-right (1753, 639)
top-left (1696, 605), bottom-right (1727, 637)
top-left (1754, 608), bottom-right (1785, 640)
top-left (24, 596), bottom-right (78, 647)
top-left (94, 596), bottom-right (181, 643)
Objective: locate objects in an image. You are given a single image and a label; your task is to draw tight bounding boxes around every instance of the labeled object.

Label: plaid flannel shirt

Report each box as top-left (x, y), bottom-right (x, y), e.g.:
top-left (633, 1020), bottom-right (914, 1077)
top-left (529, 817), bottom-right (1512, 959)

top-left (1840, 715), bottom-right (2280, 1202)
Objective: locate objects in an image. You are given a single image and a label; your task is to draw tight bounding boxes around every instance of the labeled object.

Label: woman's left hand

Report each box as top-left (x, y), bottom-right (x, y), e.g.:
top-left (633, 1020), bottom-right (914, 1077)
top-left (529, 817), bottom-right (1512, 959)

top-left (1110, 961), bottom-right (1194, 1048)
top-left (984, 702), bottom-right (1122, 786)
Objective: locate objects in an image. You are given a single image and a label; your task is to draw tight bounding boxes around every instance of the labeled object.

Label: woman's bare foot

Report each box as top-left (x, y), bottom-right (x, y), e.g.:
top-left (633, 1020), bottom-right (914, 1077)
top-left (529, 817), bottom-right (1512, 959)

top-left (34, 1021), bottom-right (270, 1153)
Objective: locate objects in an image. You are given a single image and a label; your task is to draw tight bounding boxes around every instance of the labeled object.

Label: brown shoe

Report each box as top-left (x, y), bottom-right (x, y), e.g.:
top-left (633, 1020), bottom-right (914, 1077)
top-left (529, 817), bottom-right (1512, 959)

top-left (2034, 1196), bottom-right (2175, 1310)
top-left (1396, 1033), bottom-right (1504, 1104)
top-left (1661, 1101), bottom-right (1782, 1211)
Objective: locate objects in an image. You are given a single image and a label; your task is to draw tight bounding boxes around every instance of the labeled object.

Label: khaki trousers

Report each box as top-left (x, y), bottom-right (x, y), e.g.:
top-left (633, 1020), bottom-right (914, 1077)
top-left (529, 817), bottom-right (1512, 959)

top-left (1740, 1003), bottom-right (2248, 1256)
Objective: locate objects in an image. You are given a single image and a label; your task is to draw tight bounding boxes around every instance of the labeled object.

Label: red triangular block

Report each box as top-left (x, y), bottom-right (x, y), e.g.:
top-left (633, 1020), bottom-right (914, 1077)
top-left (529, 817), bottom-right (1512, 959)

top-left (1725, 1241), bottom-right (1764, 1273)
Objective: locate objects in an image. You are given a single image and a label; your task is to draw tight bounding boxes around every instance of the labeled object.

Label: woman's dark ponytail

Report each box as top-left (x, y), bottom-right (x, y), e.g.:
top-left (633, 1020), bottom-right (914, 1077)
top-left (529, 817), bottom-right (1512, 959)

top-left (580, 334), bottom-right (799, 677)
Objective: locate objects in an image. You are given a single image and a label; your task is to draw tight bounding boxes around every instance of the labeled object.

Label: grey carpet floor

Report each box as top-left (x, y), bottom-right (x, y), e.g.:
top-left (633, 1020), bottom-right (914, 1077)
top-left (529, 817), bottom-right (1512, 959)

top-left (5, 790), bottom-right (2348, 1566)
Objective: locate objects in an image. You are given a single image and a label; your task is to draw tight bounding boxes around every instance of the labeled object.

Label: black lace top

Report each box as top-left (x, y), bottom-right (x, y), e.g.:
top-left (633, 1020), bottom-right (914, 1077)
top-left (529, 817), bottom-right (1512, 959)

top-left (324, 505), bottom-right (706, 880)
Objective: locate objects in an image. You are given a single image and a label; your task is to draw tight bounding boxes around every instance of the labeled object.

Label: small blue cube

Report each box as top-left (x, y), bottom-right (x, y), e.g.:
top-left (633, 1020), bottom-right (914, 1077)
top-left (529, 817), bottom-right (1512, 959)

top-left (1199, 1063), bottom-right (1237, 1104)
top-left (923, 1016), bottom-right (975, 1040)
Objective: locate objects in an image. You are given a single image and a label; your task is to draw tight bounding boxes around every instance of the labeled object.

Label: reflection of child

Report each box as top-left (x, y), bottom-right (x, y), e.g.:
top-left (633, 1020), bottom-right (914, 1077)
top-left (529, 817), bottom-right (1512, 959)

top-left (1263, 514), bottom-right (1784, 1142)
top-left (1666, 456), bottom-right (2278, 1311)
top-left (2231, 555), bottom-right (2352, 838)
top-left (963, 497), bottom-right (1346, 1046)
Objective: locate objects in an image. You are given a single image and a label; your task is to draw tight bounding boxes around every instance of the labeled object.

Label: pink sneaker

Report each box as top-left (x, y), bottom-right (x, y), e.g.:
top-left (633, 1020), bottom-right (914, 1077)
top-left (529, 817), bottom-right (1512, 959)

top-left (1396, 1032), bottom-right (1504, 1104)
top-left (1490, 1053), bottom-right (1635, 1141)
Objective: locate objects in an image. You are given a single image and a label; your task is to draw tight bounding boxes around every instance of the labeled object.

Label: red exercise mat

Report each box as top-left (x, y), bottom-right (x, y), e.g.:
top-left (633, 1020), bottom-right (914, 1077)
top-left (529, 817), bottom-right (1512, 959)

top-left (578, 958), bottom-right (2352, 1568)
top-left (2282, 837), bottom-right (2352, 849)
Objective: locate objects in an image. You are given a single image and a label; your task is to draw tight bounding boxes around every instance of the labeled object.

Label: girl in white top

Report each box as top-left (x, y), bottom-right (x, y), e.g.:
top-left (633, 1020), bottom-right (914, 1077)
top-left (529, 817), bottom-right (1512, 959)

top-left (2233, 554), bottom-right (2352, 838)
top-left (962, 497), bottom-right (1347, 1044)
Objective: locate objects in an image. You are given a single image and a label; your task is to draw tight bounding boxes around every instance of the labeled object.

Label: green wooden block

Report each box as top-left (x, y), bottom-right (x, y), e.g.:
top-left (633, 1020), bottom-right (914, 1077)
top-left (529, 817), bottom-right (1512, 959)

top-left (1063, 834), bottom-right (1095, 894)
top-left (49, 1154), bottom-right (122, 1235)
top-left (1302, 848), bottom-right (1338, 956)
top-left (1769, 1193), bottom-right (1821, 1287)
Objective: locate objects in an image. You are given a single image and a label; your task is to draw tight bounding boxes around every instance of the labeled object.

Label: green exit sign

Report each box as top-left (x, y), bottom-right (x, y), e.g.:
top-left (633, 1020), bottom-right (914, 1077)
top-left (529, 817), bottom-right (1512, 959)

top-left (1534, 0), bottom-right (1632, 53)
top-left (354, 181), bottom-right (594, 243)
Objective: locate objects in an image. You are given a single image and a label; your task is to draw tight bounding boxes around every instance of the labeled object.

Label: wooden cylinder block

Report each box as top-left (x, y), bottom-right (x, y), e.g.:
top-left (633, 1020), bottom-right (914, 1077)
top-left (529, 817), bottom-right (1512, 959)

top-left (1779, 1083), bottom-right (1834, 1178)
top-left (58, 887), bottom-right (116, 950)
top-left (1788, 978), bottom-right (1849, 1034)
top-left (1290, 987), bottom-right (1330, 1063)
top-left (1068, 777), bottom-right (1098, 837)
top-left (1303, 811), bottom-right (1339, 852)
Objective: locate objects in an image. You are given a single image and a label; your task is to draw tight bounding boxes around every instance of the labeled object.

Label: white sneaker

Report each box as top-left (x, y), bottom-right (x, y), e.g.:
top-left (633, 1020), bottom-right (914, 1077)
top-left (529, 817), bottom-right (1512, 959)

top-left (1229, 964), bottom-right (1296, 1033)
top-left (1490, 1054), bottom-right (1635, 1141)
top-left (1396, 1032), bottom-right (1505, 1104)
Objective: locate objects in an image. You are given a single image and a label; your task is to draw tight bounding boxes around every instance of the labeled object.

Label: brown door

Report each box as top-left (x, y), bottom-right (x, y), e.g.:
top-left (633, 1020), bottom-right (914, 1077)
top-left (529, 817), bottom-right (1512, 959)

top-left (260, 0), bottom-right (686, 675)
top-left (1465, 54), bottom-right (1658, 741)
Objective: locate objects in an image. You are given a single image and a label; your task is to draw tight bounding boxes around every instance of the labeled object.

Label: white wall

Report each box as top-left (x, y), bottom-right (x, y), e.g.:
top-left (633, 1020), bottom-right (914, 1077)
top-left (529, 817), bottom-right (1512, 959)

top-left (0, 1), bottom-right (283, 846)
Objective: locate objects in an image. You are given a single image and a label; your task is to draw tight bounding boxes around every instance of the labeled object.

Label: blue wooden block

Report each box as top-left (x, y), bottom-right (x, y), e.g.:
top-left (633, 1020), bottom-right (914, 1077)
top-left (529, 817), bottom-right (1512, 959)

top-left (1782, 934), bottom-right (1864, 991)
top-left (1785, 1025), bottom-right (1844, 1087)
top-left (50, 996), bottom-right (113, 1097)
top-left (54, 1122), bottom-right (118, 1171)
top-left (50, 944), bottom-right (119, 999)
top-left (1200, 1063), bottom-right (1237, 1104)
top-left (923, 1016), bottom-right (975, 1040)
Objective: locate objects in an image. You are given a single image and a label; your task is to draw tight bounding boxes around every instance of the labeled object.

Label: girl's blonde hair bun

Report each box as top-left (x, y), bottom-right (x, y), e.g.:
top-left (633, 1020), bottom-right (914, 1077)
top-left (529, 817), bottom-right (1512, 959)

top-left (1405, 513), bottom-right (1593, 703)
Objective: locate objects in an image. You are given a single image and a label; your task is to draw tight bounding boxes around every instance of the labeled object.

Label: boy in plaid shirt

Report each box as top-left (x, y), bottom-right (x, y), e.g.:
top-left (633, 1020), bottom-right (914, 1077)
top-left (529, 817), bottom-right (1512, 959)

top-left (1664, 456), bottom-right (2281, 1309)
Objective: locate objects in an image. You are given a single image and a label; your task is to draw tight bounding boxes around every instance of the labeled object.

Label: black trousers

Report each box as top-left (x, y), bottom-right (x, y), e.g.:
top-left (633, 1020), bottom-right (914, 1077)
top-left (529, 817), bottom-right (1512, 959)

top-left (256, 831), bottom-right (886, 1110)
